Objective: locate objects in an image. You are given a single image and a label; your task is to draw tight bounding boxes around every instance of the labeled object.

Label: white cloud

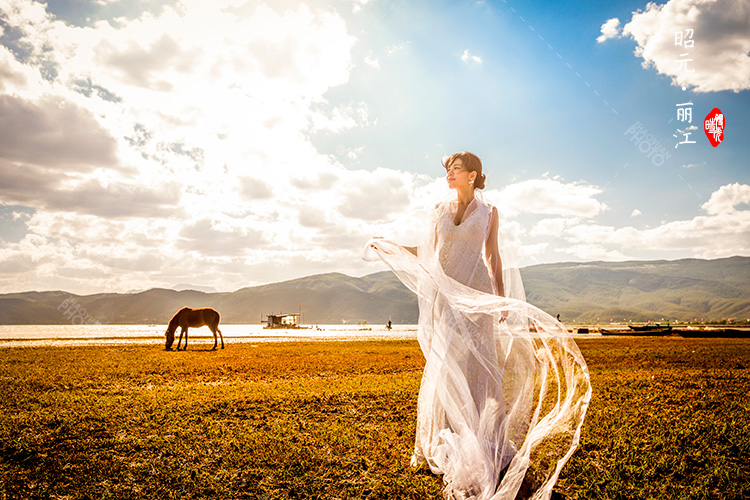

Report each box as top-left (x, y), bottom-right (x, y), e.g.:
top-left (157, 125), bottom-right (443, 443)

top-left (529, 217), bottom-right (582, 238)
top-left (597, 17), bottom-right (621, 43)
top-left (0, 94), bottom-right (118, 169)
top-left (240, 178), bottom-right (274, 201)
top-left (364, 52), bottom-right (380, 69)
top-left (631, 208), bottom-right (642, 217)
top-left (461, 49), bottom-right (483, 64)
top-left (1, 1), bottom-right (746, 294)
top-left (0, 0), bottom-right (378, 293)
top-left (560, 244), bottom-right (629, 261)
top-left (103, 33), bottom-right (186, 91)
top-left (352, 0), bottom-right (372, 13)
top-left (602, 0), bottom-right (750, 92)
top-left (311, 102), bottom-right (369, 133)
top-left (338, 168), bottom-right (412, 221)
top-left (178, 219), bottom-right (266, 256)
top-left (489, 177), bottom-right (608, 218)
top-left (0, 211), bottom-right (181, 293)
top-left (682, 161), bottom-right (706, 168)
top-left (385, 42), bottom-right (409, 56)
top-left (557, 183), bottom-right (750, 260)
top-left (0, 46), bottom-right (32, 92)
top-left (345, 146), bottom-right (364, 160)
top-left (701, 182), bottom-right (750, 214)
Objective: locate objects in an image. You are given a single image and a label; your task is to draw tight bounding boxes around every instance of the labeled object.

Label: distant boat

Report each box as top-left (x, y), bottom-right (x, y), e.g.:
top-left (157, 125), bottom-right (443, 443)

top-left (264, 313), bottom-right (307, 329)
top-left (629, 324), bottom-right (672, 332)
top-left (599, 325), bottom-right (671, 336)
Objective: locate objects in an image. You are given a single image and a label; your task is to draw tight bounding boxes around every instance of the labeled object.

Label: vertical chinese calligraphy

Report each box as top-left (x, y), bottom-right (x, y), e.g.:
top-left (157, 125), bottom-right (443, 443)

top-left (673, 28), bottom-right (696, 149)
top-left (674, 29), bottom-right (695, 72)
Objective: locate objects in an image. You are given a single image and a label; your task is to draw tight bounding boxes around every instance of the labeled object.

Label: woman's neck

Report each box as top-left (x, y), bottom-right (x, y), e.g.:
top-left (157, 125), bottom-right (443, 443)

top-left (455, 186), bottom-right (475, 205)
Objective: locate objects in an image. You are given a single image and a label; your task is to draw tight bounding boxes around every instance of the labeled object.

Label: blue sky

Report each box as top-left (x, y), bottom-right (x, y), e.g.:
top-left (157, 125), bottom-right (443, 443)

top-left (0, 0), bottom-right (748, 294)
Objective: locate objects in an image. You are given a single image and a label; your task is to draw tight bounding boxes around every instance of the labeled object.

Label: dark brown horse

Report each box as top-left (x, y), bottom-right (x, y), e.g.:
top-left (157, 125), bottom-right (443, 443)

top-left (165, 307), bottom-right (224, 351)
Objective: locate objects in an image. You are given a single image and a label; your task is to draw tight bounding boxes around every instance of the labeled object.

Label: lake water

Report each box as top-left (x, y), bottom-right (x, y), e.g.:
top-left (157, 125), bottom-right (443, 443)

top-left (0, 323), bottom-right (614, 349)
top-left (0, 324), bottom-right (419, 348)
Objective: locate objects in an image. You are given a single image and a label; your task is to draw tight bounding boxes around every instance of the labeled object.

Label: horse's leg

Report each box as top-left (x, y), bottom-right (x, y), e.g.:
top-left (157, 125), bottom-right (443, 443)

top-left (183, 326), bottom-right (189, 350)
top-left (209, 323), bottom-right (224, 350)
top-left (177, 327), bottom-right (186, 350)
top-left (209, 324), bottom-right (218, 350)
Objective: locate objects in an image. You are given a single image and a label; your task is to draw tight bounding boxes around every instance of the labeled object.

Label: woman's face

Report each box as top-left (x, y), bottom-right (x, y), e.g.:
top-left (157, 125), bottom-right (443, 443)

top-left (446, 159), bottom-right (474, 189)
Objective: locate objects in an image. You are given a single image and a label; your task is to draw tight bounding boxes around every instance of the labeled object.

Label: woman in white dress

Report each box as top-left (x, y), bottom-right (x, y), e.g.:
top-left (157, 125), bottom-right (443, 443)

top-left (364, 152), bottom-right (591, 500)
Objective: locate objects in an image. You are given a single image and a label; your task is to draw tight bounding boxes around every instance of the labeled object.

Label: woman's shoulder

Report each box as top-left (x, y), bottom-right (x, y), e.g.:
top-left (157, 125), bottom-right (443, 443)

top-left (477, 196), bottom-right (494, 210)
top-left (479, 198), bottom-right (497, 215)
top-left (432, 200), bottom-right (451, 214)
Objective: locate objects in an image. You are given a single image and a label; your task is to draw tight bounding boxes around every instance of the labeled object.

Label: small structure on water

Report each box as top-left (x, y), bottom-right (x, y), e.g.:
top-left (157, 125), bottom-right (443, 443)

top-left (264, 313), bottom-right (305, 329)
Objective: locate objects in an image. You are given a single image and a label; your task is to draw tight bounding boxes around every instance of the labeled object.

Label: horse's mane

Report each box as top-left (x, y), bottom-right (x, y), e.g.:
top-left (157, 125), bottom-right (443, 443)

top-left (168, 307), bottom-right (189, 329)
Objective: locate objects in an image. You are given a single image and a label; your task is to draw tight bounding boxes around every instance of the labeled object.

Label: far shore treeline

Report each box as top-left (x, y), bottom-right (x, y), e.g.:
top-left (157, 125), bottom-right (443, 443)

top-left (0, 256), bottom-right (748, 325)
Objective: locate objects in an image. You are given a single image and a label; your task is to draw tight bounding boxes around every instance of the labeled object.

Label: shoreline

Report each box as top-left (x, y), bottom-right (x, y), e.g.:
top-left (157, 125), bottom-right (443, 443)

top-left (0, 334), bottom-right (419, 349)
top-left (3, 328), bottom-right (749, 349)
top-left (1, 321), bottom-right (748, 349)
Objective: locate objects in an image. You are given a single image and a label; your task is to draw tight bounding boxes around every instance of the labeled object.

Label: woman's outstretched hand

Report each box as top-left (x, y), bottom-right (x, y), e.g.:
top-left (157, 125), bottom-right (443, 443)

top-left (370, 237), bottom-right (398, 255)
top-left (370, 237), bottom-right (395, 254)
top-left (499, 310), bottom-right (509, 324)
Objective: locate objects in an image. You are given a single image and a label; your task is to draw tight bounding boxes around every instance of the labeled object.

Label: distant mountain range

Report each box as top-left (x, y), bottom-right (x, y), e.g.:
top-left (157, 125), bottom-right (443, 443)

top-left (521, 256), bottom-right (750, 322)
top-left (0, 256), bottom-right (748, 325)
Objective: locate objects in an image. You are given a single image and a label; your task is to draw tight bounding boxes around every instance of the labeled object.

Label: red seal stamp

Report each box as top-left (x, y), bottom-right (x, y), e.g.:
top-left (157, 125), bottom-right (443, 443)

top-left (704, 108), bottom-right (724, 147)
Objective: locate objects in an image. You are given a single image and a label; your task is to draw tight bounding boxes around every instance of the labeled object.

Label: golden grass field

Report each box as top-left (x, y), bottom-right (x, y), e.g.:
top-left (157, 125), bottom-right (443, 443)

top-left (1, 337), bottom-right (748, 499)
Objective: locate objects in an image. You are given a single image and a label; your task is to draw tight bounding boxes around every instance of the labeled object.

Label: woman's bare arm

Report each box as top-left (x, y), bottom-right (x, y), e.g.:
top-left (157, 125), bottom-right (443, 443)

top-left (369, 238), bottom-right (417, 256)
top-left (485, 206), bottom-right (505, 297)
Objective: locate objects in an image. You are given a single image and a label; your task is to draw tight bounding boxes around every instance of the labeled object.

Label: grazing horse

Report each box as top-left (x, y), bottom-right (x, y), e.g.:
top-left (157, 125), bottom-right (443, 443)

top-left (165, 307), bottom-right (224, 351)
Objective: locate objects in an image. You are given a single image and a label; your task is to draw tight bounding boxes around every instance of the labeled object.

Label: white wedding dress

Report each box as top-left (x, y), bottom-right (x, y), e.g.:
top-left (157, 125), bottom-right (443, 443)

top-left (364, 193), bottom-right (591, 500)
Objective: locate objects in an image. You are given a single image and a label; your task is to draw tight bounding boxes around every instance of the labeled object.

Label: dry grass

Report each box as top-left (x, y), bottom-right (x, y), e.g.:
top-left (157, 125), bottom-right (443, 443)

top-left (0, 337), bottom-right (748, 499)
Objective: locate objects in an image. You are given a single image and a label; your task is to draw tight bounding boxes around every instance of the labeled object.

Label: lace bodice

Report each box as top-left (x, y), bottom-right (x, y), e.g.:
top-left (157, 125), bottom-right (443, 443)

top-left (435, 200), bottom-right (494, 294)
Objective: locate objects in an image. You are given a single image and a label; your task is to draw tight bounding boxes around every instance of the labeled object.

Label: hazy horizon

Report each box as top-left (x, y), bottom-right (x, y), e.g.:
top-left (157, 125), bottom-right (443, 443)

top-left (3, 253), bottom-right (748, 296)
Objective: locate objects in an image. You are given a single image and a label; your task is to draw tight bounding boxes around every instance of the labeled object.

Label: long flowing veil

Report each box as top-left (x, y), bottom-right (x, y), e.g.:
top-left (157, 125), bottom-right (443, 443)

top-left (363, 192), bottom-right (591, 500)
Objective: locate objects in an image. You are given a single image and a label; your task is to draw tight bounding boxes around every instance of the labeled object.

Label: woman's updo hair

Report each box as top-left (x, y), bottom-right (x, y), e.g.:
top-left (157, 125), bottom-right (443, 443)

top-left (443, 151), bottom-right (486, 190)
